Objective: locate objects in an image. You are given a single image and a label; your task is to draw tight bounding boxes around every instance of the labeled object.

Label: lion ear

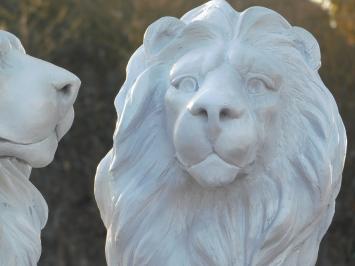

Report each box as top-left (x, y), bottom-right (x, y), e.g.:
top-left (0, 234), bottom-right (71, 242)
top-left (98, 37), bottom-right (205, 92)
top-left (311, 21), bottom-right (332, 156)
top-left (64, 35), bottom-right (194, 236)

top-left (143, 16), bottom-right (185, 57)
top-left (292, 26), bottom-right (321, 71)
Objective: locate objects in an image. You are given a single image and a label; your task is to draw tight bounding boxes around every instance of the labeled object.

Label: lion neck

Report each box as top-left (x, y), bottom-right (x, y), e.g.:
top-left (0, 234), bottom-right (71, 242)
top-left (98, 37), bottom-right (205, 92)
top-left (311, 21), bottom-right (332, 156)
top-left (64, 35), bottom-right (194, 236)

top-left (107, 159), bottom-right (323, 266)
top-left (0, 157), bottom-right (47, 266)
top-left (108, 163), bottom-right (277, 265)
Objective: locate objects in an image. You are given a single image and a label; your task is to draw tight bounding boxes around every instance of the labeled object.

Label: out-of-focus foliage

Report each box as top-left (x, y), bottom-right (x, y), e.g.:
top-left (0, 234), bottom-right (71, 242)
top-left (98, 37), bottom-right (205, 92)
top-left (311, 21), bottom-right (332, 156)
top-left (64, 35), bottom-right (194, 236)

top-left (0, 0), bottom-right (354, 265)
top-left (311, 0), bottom-right (355, 45)
top-left (0, 0), bottom-right (132, 74)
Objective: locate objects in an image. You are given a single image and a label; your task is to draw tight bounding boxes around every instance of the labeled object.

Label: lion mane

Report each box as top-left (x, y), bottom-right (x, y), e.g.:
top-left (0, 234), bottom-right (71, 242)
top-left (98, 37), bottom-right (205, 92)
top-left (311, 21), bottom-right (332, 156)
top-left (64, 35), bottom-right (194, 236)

top-left (0, 32), bottom-right (48, 266)
top-left (95, 1), bottom-right (347, 265)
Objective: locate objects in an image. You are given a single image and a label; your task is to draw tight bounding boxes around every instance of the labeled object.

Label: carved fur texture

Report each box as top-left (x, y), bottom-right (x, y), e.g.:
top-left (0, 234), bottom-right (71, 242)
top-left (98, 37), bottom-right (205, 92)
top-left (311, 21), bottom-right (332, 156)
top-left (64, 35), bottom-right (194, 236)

top-left (0, 159), bottom-right (47, 266)
top-left (95, 1), bottom-right (347, 265)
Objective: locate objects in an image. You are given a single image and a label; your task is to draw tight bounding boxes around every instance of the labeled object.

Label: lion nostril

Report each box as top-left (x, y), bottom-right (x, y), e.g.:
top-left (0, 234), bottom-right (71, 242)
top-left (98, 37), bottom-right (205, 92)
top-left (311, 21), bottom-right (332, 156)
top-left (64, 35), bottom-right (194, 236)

top-left (190, 104), bottom-right (208, 119)
top-left (60, 84), bottom-right (72, 96)
top-left (197, 108), bottom-right (208, 118)
top-left (51, 71), bottom-right (80, 118)
top-left (55, 78), bottom-right (80, 105)
top-left (220, 106), bottom-right (244, 120)
top-left (220, 108), bottom-right (229, 120)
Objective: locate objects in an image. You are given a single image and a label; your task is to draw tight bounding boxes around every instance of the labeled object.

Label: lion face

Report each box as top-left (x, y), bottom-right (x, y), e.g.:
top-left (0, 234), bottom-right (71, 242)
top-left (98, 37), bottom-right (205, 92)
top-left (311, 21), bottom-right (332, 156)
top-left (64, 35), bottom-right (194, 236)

top-left (165, 41), bottom-right (282, 188)
top-left (0, 31), bottom-right (80, 167)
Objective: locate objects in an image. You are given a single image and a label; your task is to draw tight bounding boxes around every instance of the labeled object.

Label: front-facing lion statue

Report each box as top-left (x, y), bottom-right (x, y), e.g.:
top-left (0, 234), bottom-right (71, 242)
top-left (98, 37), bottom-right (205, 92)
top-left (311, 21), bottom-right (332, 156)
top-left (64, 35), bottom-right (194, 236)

top-left (0, 30), bottom-right (80, 265)
top-left (95, 1), bottom-right (347, 265)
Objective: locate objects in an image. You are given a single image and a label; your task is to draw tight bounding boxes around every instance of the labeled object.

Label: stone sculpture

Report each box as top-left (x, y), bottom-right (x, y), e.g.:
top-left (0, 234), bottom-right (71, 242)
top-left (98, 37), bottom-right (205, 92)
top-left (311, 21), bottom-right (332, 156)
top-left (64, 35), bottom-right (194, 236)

top-left (95, 1), bottom-right (347, 265)
top-left (0, 30), bottom-right (80, 265)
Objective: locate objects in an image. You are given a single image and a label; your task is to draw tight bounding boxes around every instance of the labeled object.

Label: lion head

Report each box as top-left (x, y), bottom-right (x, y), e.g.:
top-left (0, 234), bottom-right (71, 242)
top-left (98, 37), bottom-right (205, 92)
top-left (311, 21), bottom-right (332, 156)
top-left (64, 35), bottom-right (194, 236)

top-left (0, 30), bottom-right (80, 265)
top-left (95, 1), bottom-right (347, 265)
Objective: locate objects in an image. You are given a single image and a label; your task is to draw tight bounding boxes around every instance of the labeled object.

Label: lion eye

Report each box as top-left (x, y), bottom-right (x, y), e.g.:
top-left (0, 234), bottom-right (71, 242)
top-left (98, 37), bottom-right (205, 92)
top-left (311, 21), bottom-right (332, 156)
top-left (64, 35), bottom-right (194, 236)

top-left (172, 76), bottom-right (199, 92)
top-left (247, 78), bottom-right (270, 95)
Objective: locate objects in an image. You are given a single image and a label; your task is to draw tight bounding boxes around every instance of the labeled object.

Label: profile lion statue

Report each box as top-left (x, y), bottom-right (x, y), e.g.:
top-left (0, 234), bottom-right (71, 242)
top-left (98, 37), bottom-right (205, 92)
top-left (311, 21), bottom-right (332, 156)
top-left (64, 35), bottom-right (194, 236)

top-left (0, 30), bottom-right (80, 265)
top-left (95, 1), bottom-right (347, 265)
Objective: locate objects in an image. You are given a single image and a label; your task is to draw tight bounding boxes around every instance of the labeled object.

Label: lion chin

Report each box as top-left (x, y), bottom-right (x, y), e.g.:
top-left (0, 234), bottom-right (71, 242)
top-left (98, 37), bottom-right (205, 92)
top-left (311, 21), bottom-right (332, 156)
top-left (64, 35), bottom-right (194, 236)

top-left (187, 154), bottom-right (241, 187)
top-left (95, 1), bottom-right (346, 266)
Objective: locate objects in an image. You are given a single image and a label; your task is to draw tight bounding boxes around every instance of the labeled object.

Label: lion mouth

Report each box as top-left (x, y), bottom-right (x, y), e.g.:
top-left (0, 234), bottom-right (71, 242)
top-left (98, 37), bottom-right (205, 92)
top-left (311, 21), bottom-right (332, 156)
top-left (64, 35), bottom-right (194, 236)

top-left (0, 130), bottom-right (58, 146)
top-left (187, 153), bottom-right (241, 187)
top-left (0, 108), bottom-right (74, 146)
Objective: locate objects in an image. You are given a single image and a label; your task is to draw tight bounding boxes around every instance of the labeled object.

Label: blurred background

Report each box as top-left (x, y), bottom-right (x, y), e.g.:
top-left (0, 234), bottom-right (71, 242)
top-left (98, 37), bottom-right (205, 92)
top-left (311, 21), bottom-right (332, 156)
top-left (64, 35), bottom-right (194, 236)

top-left (0, 0), bottom-right (354, 265)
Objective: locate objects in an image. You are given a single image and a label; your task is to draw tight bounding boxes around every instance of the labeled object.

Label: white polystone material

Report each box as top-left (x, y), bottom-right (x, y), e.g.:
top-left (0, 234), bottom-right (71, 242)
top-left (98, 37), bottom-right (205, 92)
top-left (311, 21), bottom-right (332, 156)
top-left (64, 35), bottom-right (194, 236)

top-left (0, 30), bottom-right (80, 265)
top-left (95, 1), bottom-right (347, 265)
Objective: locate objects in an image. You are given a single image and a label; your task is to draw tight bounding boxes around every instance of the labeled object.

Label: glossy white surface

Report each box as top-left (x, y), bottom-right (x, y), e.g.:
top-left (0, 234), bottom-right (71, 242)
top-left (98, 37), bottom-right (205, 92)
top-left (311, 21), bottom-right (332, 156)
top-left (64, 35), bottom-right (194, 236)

top-left (0, 30), bottom-right (80, 265)
top-left (95, 1), bottom-right (347, 265)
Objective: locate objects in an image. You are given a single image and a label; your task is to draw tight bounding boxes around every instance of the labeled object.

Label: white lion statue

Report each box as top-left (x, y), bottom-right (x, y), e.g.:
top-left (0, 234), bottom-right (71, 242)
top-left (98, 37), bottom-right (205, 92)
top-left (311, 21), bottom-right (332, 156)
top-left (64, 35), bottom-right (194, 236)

top-left (0, 30), bottom-right (80, 265)
top-left (95, 1), bottom-right (347, 265)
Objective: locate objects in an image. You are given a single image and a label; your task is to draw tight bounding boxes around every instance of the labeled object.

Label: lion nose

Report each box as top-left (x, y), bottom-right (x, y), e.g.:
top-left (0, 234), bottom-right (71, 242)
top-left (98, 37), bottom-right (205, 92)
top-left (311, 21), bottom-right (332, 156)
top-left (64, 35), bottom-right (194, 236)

top-left (190, 103), bottom-right (242, 121)
top-left (189, 94), bottom-right (244, 121)
top-left (53, 70), bottom-right (81, 116)
top-left (189, 92), bottom-right (245, 139)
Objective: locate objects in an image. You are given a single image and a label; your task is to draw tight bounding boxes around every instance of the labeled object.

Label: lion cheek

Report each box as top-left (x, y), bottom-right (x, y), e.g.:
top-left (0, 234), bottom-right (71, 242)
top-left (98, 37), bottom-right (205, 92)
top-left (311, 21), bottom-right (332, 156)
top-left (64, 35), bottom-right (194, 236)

top-left (215, 121), bottom-right (258, 167)
top-left (173, 113), bottom-right (212, 167)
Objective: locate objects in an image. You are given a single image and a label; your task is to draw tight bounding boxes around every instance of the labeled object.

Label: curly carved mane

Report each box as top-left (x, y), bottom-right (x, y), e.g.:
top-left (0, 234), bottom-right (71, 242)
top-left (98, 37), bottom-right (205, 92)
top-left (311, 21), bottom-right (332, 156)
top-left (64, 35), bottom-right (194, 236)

top-left (0, 159), bottom-right (47, 266)
top-left (0, 32), bottom-right (48, 266)
top-left (95, 1), bottom-right (347, 265)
